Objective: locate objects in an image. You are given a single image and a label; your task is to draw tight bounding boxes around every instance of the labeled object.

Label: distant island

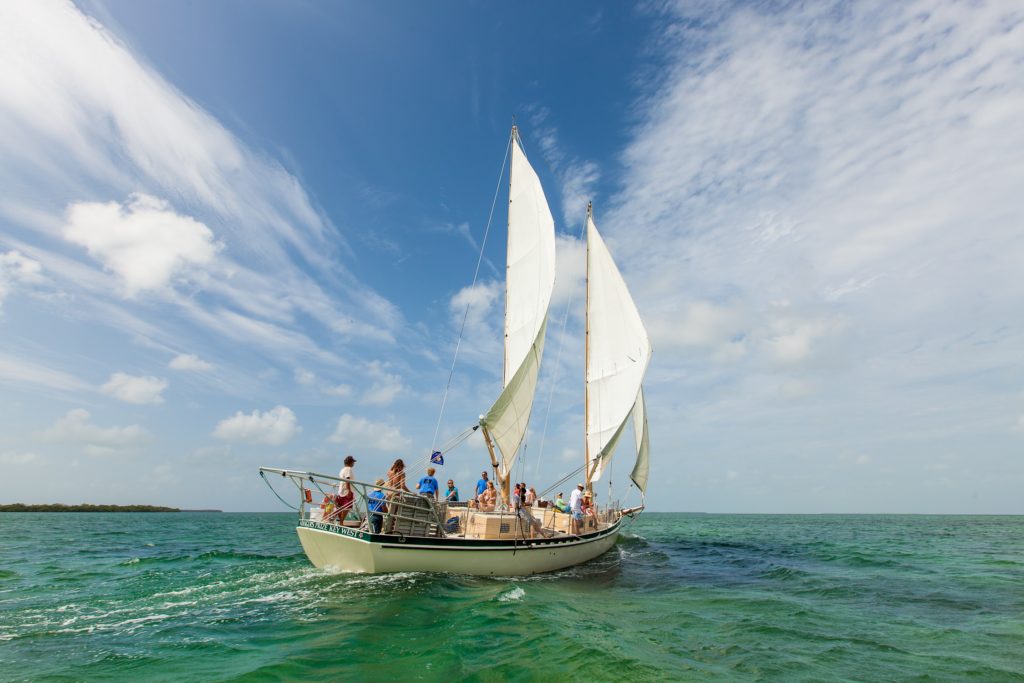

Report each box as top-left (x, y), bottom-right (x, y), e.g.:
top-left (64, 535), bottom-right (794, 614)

top-left (0, 503), bottom-right (180, 512)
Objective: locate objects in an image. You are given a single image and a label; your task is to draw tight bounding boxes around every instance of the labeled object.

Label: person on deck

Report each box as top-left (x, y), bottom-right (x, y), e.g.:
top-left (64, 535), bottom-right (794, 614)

top-left (335, 455), bottom-right (357, 526)
top-left (554, 492), bottom-right (569, 513)
top-left (582, 491), bottom-right (598, 529)
top-left (367, 478), bottom-right (388, 534)
top-left (476, 471), bottom-right (489, 499)
top-left (417, 467), bottom-right (440, 500)
top-left (479, 481), bottom-right (497, 512)
top-left (386, 459), bottom-right (410, 494)
top-left (445, 480), bottom-right (459, 502)
top-left (513, 483), bottom-right (545, 539)
top-left (569, 483), bottom-right (585, 534)
top-left (526, 487), bottom-right (537, 506)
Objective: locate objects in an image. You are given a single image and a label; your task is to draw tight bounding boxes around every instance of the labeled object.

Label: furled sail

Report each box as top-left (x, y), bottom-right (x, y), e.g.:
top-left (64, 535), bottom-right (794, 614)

top-left (480, 132), bottom-right (556, 475)
top-left (629, 387), bottom-right (650, 493)
top-left (586, 212), bottom-right (652, 484)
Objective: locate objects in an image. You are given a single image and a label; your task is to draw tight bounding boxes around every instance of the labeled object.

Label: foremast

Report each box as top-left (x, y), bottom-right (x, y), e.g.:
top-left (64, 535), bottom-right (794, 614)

top-left (583, 205), bottom-right (653, 497)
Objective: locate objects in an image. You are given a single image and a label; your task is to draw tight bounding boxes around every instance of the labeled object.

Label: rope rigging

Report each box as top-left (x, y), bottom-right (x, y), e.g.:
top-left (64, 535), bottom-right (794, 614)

top-left (429, 128), bottom-right (514, 454)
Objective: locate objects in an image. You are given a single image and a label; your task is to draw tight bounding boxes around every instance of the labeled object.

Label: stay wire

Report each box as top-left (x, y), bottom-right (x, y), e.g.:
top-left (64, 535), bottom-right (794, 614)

top-left (259, 470), bottom-right (299, 511)
top-left (430, 129), bottom-right (514, 453)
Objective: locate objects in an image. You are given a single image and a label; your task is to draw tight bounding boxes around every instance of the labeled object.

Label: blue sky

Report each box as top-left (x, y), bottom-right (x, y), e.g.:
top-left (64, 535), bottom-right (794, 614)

top-left (1, 0), bottom-right (1022, 513)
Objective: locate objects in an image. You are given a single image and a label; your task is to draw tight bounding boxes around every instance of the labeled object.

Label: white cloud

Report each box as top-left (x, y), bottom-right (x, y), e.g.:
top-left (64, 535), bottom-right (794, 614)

top-left (100, 372), bottom-right (167, 404)
top-left (0, 250), bottom-right (44, 306)
top-left (64, 193), bottom-right (220, 296)
top-left (40, 408), bottom-right (148, 450)
top-left (213, 405), bottom-right (300, 445)
top-left (329, 413), bottom-right (412, 452)
top-left (550, 234), bottom-right (586, 309)
top-left (651, 301), bottom-right (744, 350)
top-left (169, 353), bottom-right (213, 371)
top-left (294, 367), bottom-right (316, 385)
top-left (447, 280), bottom-right (503, 370)
top-left (0, 451), bottom-right (38, 465)
top-left (360, 361), bottom-right (406, 406)
top-left (323, 383), bottom-right (353, 398)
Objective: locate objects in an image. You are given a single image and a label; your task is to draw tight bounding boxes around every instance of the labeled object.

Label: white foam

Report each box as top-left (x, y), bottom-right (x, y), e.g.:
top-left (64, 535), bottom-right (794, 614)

top-left (498, 586), bottom-right (525, 602)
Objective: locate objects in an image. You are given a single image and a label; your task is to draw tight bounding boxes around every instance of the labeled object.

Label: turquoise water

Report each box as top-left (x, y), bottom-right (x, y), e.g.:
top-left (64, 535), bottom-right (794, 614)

top-left (1, 513), bottom-right (1022, 681)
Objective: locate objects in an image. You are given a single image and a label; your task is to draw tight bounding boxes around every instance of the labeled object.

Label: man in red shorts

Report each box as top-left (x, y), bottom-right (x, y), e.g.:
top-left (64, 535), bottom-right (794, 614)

top-left (334, 455), bottom-right (356, 526)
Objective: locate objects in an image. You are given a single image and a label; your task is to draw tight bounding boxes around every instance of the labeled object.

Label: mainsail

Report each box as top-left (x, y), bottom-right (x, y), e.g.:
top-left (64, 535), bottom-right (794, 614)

top-left (586, 211), bottom-right (652, 484)
top-left (480, 130), bottom-right (556, 477)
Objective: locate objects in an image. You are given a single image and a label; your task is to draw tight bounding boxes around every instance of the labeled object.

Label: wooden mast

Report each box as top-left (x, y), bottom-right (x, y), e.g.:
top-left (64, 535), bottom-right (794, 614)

top-left (497, 124), bottom-right (517, 508)
top-left (584, 201), bottom-right (593, 494)
top-left (480, 424), bottom-right (506, 504)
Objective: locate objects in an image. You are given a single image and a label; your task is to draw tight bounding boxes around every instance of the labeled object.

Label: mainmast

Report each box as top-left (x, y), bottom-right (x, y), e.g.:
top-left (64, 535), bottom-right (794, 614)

top-left (584, 201), bottom-right (593, 494)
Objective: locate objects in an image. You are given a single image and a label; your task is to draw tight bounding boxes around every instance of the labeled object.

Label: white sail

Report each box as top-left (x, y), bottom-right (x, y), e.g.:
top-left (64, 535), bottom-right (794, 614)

top-left (481, 132), bottom-right (556, 474)
top-left (630, 387), bottom-right (650, 493)
top-left (586, 213), bottom-right (651, 483)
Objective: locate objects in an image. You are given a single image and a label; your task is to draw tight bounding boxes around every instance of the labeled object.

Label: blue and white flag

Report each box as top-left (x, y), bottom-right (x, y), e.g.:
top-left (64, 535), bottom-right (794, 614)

top-left (430, 451), bottom-right (444, 466)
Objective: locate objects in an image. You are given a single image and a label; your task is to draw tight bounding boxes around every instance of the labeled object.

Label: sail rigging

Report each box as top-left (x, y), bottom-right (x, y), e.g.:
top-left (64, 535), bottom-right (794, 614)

top-left (585, 211), bottom-right (652, 485)
top-left (480, 129), bottom-right (557, 479)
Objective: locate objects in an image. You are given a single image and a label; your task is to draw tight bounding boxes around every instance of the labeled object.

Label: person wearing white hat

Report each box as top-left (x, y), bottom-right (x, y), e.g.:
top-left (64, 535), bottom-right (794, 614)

top-left (569, 483), bottom-right (585, 534)
top-left (335, 454), bottom-right (357, 526)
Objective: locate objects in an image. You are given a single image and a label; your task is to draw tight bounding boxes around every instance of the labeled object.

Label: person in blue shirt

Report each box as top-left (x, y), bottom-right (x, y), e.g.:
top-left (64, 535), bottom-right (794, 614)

top-left (476, 471), bottom-right (489, 499)
top-left (416, 467), bottom-right (440, 500)
top-left (445, 479), bottom-right (459, 502)
top-left (367, 478), bottom-right (388, 534)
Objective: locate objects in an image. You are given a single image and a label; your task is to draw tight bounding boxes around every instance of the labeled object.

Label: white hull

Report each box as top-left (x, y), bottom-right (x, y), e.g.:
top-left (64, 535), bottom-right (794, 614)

top-left (296, 518), bottom-right (621, 576)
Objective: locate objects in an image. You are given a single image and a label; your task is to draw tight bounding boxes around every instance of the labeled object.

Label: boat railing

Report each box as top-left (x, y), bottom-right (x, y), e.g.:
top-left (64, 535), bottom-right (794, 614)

top-left (259, 467), bottom-right (449, 538)
top-left (260, 467), bottom-right (621, 540)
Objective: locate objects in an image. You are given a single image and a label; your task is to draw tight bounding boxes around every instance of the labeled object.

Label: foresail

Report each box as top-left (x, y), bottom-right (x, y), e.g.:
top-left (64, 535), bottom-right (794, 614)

top-left (630, 387), bottom-right (650, 493)
top-left (482, 316), bottom-right (547, 473)
top-left (586, 214), bottom-right (652, 484)
top-left (480, 133), bottom-right (556, 473)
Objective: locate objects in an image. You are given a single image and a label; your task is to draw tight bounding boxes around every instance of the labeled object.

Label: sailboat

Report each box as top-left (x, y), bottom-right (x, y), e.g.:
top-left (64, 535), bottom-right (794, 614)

top-left (260, 127), bottom-right (651, 576)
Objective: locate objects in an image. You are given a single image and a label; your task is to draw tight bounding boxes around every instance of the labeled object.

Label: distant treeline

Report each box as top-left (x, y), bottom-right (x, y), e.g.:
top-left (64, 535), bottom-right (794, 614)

top-left (0, 504), bottom-right (180, 512)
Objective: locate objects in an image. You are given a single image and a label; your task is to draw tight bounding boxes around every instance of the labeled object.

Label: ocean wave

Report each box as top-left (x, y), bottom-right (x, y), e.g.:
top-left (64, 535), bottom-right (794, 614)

top-left (498, 586), bottom-right (525, 602)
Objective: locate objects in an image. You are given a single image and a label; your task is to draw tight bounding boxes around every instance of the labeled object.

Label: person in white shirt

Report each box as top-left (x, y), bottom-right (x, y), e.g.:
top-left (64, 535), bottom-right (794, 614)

top-left (335, 455), bottom-right (356, 526)
top-left (569, 483), bottom-right (585, 534)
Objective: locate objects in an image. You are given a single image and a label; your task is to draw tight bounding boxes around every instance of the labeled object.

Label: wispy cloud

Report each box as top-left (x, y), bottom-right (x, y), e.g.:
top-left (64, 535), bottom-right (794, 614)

top-left (169, 353), bottom-right (213, 372)
top-left (0, 250), bottom-right (44, 308)
top-left (100, 372), bottom-right (168, 405)
top-left (39, 408), bottom-right (149, 452)
top-left (360, 361), bottom-right (406, 407)
top-left (523, 106), bottom-right (601, 228)
top-left (596, 0), bottom-right (1024, 509)
top-left (0, 0), bottom-right (403, 378)
top-left (0, 352), bottom-right (92, 394)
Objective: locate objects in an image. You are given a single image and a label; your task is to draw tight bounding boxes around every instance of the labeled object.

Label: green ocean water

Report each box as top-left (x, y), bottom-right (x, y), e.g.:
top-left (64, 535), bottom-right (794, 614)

top-left (1, 513), bottom-right (1022, 681)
